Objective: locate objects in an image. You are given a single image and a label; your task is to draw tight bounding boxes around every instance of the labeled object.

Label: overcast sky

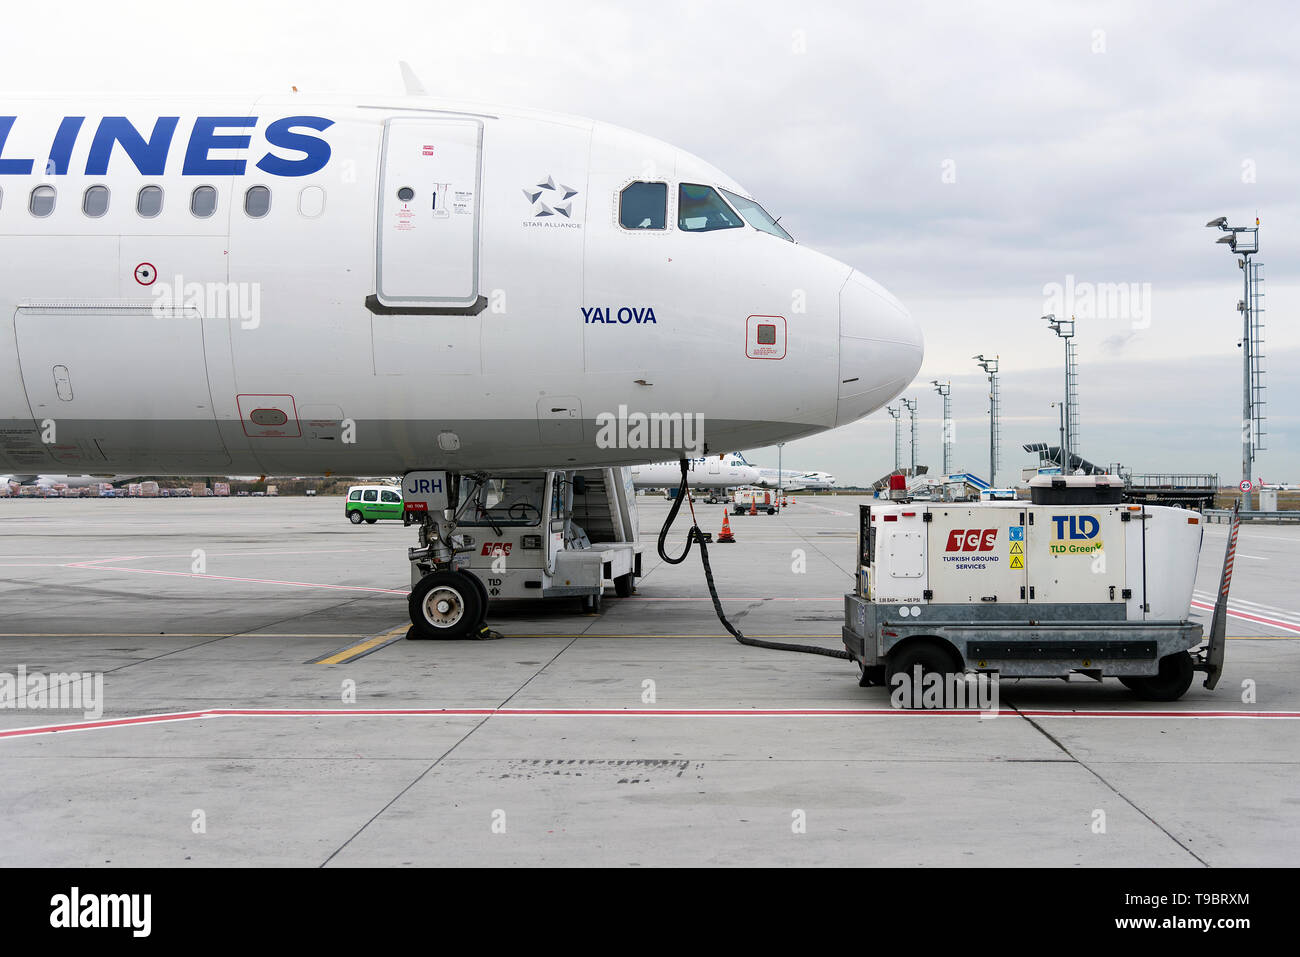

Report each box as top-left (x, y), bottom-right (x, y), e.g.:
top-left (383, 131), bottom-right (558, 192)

top-left (6, 1), bottom-right (1294, 485)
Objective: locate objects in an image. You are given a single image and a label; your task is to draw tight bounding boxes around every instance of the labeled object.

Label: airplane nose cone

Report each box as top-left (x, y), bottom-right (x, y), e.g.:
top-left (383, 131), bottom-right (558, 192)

top-left (836, 270), bottom-right (923, 427)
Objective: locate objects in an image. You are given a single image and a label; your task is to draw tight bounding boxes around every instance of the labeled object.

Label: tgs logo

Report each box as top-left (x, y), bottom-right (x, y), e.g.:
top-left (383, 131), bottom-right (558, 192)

top-left (1051, 515), bottom-right (1100, 539)
top-left (945, 529), bottom-right (997, 552)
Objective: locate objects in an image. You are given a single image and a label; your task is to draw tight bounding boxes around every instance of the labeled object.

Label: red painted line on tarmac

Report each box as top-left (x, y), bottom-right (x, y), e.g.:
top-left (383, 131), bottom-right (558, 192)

top-left (67, 546), bottom-right (392, 567)
top-left (1190, 599), bottom-right (1300, 634)
top-left (0, 711), bottom-right (211, 737)
top-left (3, 706), bottom-right (1297, 740)
top-left (623, 597), bottom-right (841, 602)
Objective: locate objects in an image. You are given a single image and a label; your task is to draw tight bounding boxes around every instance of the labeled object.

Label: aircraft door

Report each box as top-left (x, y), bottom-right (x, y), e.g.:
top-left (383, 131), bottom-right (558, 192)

top-left (13, 304), bottom-right (229, 471)
top-left (375, 117), bottom-right (483, 311)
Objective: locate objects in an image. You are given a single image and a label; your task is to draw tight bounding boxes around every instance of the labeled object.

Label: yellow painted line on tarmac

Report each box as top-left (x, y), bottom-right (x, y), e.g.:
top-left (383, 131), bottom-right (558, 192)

top-left (311, 626), bottom-right (410, 665)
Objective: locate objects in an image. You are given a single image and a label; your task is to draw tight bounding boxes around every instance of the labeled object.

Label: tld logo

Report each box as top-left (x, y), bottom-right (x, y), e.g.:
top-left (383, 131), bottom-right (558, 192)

top-left (481, 542), bottom-right (512, 556)
top-left (945, 529), bottom-right (997, 552)
top-left (1052, 515), bottom-right (1100, 539)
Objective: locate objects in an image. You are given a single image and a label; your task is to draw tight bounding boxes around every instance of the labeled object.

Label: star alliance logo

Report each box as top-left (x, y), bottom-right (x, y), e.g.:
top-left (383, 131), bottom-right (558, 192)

top-left (522, 175), bottom-right (579, 218)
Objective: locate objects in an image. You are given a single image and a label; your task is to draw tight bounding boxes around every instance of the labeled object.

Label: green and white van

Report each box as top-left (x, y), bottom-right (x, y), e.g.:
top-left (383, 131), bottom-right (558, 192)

top-left (345, 484), bottom-right (404, 524)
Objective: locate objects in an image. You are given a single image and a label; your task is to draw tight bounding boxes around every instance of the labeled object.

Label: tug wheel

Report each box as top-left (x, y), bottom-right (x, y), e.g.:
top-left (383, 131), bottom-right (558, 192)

top-left (885, 641), bottom-right (962, 707)
top-left (1121, 651), bottom-right (1194, 701)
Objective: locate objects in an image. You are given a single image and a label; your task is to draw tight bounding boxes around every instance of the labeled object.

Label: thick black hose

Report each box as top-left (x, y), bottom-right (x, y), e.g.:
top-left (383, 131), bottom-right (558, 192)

top-left (656, 460), bottom-right (852, 661)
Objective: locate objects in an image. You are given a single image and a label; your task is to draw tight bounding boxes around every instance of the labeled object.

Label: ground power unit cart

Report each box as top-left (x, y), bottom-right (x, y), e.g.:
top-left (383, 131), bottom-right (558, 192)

top-left (841, 476), bottom-right (1232, 700)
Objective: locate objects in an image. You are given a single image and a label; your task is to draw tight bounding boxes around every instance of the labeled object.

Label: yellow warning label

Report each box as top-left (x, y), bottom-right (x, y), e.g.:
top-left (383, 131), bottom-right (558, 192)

top-left (1010, 555), bottom-right (1024, 569)
top-left (1009, 542), bottom-right (1023, 555)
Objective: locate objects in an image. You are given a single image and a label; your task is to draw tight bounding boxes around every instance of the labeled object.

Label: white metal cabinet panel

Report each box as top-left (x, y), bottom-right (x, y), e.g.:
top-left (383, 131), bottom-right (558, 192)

top-left (1027, 506), bottom-right (1126, 603)
top-left (1141, 507), bottom-right (1203, 620)
top-left (925, 505), bottom-right (1027, 604)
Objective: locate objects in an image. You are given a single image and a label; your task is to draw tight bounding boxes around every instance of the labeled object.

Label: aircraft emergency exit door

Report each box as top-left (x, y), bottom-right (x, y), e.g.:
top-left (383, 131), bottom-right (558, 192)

top-left (375, 117), bottom-right (483, 310)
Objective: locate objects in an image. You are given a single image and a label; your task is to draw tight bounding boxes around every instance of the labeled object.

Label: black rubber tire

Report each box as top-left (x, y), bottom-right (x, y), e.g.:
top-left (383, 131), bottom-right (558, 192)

top-left (348, 510), bottom-right (363, 524)
top-left (459, 568), bottom-right (490, 624)
top-left (614, 573), bottom-right (634, 598)
top-left (1122, 651), bottom-right (1195, 701)
top-left (408, 570), bottom-right (483, 639)
top-left (766, 507), bottom-right (775, 515)
top-left (365, 518), bottom-right (377, 524)
top-left (886, 641), bottom-right (961, 707)
top-left (857, 664), bottom-right (887, 688)
top-left (581, 591), bottom-right (603, 614)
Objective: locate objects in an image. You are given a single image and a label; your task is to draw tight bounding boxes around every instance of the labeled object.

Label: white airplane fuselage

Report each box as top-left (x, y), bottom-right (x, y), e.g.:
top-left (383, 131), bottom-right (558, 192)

top-left (629, 455), bottom-right (758, 489)
top-left (0, 95), bottom-right (921, 477)
top-left (750, 466), bottom-right (836, 491)
top-left (0, 473), bottom-right (131, 489)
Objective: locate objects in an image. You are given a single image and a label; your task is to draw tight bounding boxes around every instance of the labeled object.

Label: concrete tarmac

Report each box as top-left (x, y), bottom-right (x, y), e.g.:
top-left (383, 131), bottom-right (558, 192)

top-left (0, 496), bottom-right (1295, 866)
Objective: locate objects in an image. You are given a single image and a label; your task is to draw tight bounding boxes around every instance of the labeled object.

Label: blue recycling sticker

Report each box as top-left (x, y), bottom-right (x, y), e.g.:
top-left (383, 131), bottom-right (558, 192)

top-left (1009, 526), bottom-right (1024, 541)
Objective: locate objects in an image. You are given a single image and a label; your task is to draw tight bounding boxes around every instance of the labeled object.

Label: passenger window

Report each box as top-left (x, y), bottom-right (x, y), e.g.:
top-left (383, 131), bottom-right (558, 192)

top-left (244, 186), bottom-right (270, 218)
top-left (348, 490), bottom-right (361, 501)
top-left (137, 185), bottom-right (163, 218)
top-left (362, 489), bottom-right (378, 502)
top-left (619, 181), bottom-right (667, 230)
top-left (678, 183), bottom-right (743, 232)
top-left (298, 185), bottom-right (326, 218)
top-left (381, 490), bottom-right (401, 503)
top-left (30, 185), bottom-right (56, 217)
top-left (83, 185), bottom-right (110, 218)
top-left (191, 186), bottom-right (217, 218)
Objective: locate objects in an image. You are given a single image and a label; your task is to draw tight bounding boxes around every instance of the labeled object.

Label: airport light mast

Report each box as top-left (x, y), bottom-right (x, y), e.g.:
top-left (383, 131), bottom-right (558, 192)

top-left (886, 405), bottom-right (903, 473)
top-left (1051, 401), bottom-right (1066, 464)
top-left (973, 355), bottom-right (1000, 487)
top-left (931, 380), bottom-right (952, 476)
top-left (902, 398), bottom-right (918, 478)
top-left (777, 441), bottom-right (784, 508)
top-left (1207, 216), bottom-right (1264, 511)
top-left (1043, 314), bottom-right (1078, 474)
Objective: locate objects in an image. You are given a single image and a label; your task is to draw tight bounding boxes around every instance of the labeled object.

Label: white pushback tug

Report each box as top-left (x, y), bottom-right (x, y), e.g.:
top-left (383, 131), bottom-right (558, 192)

top-left (842, 475), bottom-right (1233, 701)
top-left (402, 467), bottom-right (642, 636)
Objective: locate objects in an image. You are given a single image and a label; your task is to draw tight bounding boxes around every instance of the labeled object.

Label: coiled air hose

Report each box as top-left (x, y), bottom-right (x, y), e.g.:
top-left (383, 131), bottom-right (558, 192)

top-left (657, 459), bottom-right (852, 660)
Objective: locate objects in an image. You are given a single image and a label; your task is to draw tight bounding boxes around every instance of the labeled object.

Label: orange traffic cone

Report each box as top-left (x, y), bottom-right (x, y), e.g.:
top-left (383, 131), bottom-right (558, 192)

top-left (718, 509), bottom-right (736, 543)
top-left (791, 496), bottom-right (796, 505)
top-left (749, 499), bottom-right (757, 516)
top-left (781, 496), bottom-right (787, 507)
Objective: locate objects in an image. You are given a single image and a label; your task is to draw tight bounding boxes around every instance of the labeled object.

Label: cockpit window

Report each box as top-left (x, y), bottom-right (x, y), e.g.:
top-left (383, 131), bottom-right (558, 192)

top-left (619, 181), bottom-right (667, 230)
top-left (678, 183), bottom-right (743, 232)
top-left (719, 188), bottom-right (793, 242)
